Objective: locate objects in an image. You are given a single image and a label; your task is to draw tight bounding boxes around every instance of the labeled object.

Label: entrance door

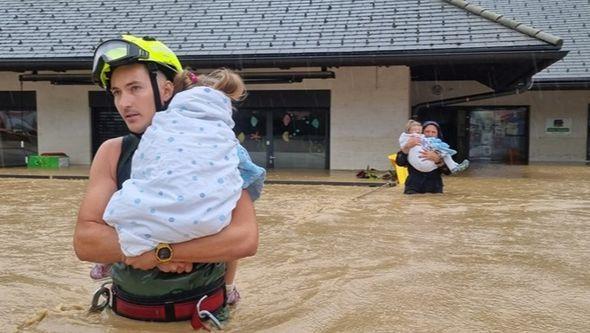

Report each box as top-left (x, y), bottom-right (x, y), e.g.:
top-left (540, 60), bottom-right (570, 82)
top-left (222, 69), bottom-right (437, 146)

top-left (235, 90), bottom-right (330, 169)
top-left (234, 108), bottom-right (329, 169)
top-left (271, 108), bottom-right (328, 168)
top-left (468, 107), bottom-right (528, 164)
top-left (0, 91), bottom-right (37, 167)
top-left (233, 109), bottom-right (267, 167)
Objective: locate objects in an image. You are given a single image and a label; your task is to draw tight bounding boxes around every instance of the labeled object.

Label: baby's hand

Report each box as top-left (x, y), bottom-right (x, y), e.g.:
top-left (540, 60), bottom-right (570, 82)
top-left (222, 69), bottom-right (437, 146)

top-left (157, 262), bottom-right (193, 273)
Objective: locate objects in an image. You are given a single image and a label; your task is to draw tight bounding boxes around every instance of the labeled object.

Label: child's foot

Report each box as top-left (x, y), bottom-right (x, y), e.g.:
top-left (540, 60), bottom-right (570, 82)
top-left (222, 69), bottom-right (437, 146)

top-left (90, 263), bottom-right (112, 280)
top-left (452, 159), bottom-right (470, 174)
top-left (226, 285), bottom-right (241, 306)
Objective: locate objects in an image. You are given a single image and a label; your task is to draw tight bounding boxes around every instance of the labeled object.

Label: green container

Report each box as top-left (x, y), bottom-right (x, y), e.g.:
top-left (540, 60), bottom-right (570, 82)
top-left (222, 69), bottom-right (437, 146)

top-left (26, 155), bottom-right (69, 169)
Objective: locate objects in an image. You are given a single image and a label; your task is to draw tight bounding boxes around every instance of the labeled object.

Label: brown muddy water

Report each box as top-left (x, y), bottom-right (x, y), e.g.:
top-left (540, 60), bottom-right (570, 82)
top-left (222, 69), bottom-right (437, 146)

top-left (1, 164), bottom-right (589, 332)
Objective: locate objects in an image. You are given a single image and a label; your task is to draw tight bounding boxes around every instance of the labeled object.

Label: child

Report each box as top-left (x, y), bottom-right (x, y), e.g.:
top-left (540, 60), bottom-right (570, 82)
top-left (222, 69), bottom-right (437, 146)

top-left (90, 68), bottom-right (265, 306)
top-left (399, 120), bottom-right (469, 174)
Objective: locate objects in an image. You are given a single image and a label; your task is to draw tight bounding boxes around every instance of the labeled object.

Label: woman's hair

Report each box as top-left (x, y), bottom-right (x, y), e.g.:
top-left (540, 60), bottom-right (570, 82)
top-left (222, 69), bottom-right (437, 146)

top-left (422, 121), bottom-right (443, 139)
top-left (173, 67), bottom-right (246, 101)
top-left (405, 119), bottom-right (422, 133)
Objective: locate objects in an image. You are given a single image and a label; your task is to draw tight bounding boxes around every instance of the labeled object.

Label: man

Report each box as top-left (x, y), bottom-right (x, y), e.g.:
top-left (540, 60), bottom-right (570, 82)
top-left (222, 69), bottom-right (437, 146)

top-left (74, 35), bottom-right (258, 328)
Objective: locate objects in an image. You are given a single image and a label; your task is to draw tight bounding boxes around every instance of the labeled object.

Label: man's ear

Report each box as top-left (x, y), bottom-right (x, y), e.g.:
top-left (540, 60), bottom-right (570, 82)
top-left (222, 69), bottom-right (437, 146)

top-left (161, 80), bottom-right (175, 103)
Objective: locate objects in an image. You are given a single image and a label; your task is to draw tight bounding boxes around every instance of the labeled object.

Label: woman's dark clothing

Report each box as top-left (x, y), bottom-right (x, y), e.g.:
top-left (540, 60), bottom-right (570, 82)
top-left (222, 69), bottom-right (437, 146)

top-left (396, 150), bottom-right (450, 194)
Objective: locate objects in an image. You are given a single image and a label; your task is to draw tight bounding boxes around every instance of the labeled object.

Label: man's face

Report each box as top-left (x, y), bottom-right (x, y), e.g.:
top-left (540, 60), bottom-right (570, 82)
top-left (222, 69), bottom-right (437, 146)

top-left (109, 63), bottom-right (171, 134)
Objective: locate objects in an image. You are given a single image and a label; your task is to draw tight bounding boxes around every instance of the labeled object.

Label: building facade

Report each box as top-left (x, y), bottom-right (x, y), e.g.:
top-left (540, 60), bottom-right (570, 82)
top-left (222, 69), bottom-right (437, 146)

top-left (0, 0), bottom-right (587, 170)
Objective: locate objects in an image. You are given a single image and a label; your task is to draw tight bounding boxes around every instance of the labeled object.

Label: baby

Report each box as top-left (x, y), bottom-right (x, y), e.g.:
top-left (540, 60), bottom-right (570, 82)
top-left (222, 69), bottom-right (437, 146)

top-left (399, 120), bottom-right (469, 173)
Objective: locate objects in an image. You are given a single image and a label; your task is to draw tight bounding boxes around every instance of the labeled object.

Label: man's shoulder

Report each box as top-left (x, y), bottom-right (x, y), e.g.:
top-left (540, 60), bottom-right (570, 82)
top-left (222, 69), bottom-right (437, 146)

top-left (90, 137), bottom-right (125, 178)
top-left (96, 136), bottom-right (124, 157)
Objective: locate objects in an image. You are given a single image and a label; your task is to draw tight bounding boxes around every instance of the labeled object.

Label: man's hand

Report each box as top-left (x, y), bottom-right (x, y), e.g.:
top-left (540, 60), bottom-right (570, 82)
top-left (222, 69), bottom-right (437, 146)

top-left (419, 150), bottom-right (442, 163)
top-left (157, 262), bottom-right (194, 273)
top-left (124, 250), bottom-right (158, 270)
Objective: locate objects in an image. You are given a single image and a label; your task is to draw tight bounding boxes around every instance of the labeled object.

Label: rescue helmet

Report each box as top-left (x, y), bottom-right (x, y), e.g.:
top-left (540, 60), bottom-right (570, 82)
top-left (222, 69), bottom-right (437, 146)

top-left (92, 34), bottom-right (182, 88)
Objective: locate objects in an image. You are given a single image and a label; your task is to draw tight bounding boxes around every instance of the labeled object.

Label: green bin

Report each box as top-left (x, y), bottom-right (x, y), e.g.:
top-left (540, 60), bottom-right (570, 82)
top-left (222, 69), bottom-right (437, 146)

top-left (26, 154), bottom-right (69, 169)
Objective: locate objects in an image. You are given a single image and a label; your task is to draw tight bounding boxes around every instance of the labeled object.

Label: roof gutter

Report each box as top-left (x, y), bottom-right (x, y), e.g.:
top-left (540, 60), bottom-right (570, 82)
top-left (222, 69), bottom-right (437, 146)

top-left (18, 70), bottom-right (336, 85)
top-left (531, 78), bottom-right (590, 90)
top-left (0, 47), bottom-right (565, 72)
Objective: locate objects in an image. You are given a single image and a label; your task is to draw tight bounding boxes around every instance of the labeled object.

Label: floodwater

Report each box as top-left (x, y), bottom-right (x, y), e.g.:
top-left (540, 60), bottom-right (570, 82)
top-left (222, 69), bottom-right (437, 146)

top-left (1, 164), bottom-right (589, 333)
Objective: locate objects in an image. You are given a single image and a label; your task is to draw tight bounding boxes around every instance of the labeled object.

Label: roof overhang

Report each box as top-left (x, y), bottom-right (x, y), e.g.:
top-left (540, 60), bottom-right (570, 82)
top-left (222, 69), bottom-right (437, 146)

top-left (531, 78), bottom-right (590, 90)
top-left (3, 46), bottom-right (566, 91)
top-left (18, 71), bottom-right (336, 85)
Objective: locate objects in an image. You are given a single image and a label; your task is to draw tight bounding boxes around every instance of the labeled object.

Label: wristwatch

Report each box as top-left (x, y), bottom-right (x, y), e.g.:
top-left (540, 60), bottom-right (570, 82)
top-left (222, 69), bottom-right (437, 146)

top-left (154, 243), bottom-right (173, 263)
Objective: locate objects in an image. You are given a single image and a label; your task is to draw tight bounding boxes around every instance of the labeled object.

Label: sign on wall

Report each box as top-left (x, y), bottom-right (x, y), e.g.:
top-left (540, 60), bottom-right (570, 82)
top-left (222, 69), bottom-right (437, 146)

top-left (545, 118), bottom-right (572, 135)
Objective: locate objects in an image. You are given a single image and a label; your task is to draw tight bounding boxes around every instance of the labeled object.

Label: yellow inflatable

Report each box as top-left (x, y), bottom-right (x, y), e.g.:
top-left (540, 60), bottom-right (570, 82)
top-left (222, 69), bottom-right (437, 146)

top-left (388, 153), bottom-right (408, 185)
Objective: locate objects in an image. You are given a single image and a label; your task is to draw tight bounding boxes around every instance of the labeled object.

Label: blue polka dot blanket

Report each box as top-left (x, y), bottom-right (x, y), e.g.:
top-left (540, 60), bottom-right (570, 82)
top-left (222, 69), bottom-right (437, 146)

top-left (103, 86), bottom-right (266, 257)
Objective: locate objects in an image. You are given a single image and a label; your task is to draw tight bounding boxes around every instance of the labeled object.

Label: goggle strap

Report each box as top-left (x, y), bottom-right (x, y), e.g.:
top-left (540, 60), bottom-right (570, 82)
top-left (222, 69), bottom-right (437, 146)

top-left (146, 63), bottom-right (164, 112)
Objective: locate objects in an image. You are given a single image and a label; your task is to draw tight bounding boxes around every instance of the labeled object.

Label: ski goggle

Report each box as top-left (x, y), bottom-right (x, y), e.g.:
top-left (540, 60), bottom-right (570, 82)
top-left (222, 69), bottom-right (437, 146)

top-left (92, 39), bottom-right (149, 88)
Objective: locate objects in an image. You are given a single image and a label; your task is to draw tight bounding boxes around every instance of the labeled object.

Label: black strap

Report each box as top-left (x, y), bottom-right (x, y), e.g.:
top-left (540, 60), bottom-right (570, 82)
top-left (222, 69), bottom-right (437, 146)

top-left (146, 62), bottom-right (164, 111)
top-left (116, 133), bottom-right (140, 189)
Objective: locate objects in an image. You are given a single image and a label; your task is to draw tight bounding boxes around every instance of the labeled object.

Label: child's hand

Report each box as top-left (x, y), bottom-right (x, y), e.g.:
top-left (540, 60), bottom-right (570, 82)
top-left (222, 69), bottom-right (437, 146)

top-left (124, 251), bottom-right (158, 270)
top-left (157, 262), bottom-right (193, 273)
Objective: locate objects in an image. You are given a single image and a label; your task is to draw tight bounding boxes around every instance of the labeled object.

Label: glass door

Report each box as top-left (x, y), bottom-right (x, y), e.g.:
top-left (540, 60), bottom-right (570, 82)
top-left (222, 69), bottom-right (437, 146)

top-left (271, 109), bottom-right (328, 169)
top-left (233, 109), bottom-right (268, 168)
top-left (468, 107), bottom-right (528, 164)
top-left (0, 92), bottom-right (37, 167)
top-left (235, 90), bottom-right (330, 169)
top-left (234, 108), bottom-right (329, 169)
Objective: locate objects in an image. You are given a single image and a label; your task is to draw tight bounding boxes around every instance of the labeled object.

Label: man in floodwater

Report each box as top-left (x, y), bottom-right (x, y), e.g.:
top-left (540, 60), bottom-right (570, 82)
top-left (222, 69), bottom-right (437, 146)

top-left (73, 35), bottom-right (258, 329)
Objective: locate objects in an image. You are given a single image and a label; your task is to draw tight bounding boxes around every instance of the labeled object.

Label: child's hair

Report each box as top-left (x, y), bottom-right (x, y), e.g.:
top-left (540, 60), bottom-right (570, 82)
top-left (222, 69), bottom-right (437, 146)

top-left (405, 119), bottom-right (422, 133)
top-left (173, 67), bottom-right (246, 101)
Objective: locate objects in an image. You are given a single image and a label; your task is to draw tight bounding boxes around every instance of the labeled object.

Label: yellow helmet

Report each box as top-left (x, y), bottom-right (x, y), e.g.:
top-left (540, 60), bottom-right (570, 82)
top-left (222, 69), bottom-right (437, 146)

top-left (92, 35), bottom-right (182, 88)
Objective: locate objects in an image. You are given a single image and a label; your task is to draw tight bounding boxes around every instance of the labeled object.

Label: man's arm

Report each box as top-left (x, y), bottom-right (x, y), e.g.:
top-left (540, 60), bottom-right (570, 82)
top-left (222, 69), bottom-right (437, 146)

top-left (125, 190), bottom-right (259, 269)
top-left (76, 139), bottom-right (259, 267)
top-left (74, 138), bottom-right (125, 264)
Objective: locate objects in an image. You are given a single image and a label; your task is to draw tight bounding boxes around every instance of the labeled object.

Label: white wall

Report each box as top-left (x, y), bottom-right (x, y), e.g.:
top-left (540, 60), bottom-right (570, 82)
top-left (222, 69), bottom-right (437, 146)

top-left (0, 71), bottom-right (93, 164)
top-left (412, 81), bottom-right (590, 162)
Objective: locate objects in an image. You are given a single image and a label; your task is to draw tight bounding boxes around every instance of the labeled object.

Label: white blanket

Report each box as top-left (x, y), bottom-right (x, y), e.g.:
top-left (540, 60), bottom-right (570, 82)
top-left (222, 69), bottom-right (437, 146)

top-left (104, 87), bottom-right (246, 256)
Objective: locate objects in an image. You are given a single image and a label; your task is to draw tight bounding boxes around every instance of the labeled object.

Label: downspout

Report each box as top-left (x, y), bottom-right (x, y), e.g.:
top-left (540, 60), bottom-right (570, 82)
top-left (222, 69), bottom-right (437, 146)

top-left (412, 78), bottom-right (533, 118)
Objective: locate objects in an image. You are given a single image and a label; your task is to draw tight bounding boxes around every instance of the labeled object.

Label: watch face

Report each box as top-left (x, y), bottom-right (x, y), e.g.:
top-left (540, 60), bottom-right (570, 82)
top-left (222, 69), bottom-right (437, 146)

top-left (157, 247), bottom-right (172, 260)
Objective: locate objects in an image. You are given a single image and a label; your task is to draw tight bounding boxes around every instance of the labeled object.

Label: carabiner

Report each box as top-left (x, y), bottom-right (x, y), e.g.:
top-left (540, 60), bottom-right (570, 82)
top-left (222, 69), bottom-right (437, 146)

top-left (197, 295), bottom-right (222, 329)
top-left (88, 282), bottom-right (112, 313)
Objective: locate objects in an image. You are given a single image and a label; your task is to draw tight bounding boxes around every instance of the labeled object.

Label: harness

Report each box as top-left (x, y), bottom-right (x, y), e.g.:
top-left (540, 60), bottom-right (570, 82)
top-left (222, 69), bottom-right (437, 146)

top-left (90, 134), bottom-right (227, 331)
